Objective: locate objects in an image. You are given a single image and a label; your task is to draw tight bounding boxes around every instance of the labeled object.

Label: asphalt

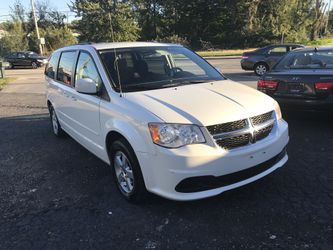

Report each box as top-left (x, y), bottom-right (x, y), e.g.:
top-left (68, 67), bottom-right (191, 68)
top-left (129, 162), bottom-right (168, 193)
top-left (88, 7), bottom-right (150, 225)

top-left (0, 60), bottom-right (332, 249)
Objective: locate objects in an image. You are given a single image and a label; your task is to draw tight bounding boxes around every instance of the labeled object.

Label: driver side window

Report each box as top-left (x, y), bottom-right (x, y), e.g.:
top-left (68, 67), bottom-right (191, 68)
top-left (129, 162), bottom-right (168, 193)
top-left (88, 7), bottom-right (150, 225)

top-left (75, 52), bottom-right (102, 89)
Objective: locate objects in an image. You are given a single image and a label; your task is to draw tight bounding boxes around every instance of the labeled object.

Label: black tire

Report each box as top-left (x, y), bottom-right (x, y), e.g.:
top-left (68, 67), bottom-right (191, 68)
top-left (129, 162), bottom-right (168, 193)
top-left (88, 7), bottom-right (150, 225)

top-left (254, 62), bottom-right (269, 76)
top-left (49, 105), bottom-right (65, 137)
top-left (31, 61), bottom-right (38, 69)
top-left (110, 138), bottom-right (148, 202)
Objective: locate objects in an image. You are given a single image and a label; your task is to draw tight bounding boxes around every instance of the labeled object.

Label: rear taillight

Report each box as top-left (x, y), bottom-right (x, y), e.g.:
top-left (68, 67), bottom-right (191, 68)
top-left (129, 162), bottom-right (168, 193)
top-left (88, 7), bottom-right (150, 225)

top-left (315, 82), bottom-right (333, 93)
top-left (257, 80), bottom-right (279, 91)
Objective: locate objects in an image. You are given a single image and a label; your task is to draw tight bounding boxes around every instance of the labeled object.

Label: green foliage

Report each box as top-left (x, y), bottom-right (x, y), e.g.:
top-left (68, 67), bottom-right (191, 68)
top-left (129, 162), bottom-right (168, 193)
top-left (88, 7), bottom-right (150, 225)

top-left (306, 37), bottom-right (333, 46)
top-left (157, 35), bottom-right (190, 47)
top-left (0, 21), bottom-right (28, 56)
top-left (71, 0), bottom-right (140, 42)
top-left (0, 0), bottom-right (76, 56)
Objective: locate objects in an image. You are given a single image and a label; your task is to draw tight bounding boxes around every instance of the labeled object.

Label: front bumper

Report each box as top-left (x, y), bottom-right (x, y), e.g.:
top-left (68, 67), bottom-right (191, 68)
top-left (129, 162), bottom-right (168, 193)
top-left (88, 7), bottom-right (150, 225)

top-left (137, 119), bottom-right (289, 201)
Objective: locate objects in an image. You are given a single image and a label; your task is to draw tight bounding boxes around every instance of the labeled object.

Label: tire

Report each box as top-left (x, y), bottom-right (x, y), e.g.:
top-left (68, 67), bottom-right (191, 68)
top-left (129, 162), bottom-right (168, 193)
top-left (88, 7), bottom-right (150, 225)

top-left (254, 63), bottom-right (269, 76)
top-left (49, 105), bottom-right (65, 137)
top-left (110, 138), bottom-right (148, 202)
top-left (8, 63), bottom-right (14, 69)
top-left (31, 61), bottom-right (38, 69)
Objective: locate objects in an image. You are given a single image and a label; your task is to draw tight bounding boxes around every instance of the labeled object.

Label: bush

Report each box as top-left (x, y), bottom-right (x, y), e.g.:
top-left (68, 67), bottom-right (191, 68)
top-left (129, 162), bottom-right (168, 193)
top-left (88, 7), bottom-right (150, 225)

top-left (156, 35), bottom-right (190, 47)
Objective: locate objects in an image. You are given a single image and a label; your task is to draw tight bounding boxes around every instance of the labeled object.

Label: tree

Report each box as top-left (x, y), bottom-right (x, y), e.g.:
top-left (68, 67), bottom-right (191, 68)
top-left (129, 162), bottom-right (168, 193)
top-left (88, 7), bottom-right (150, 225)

top-left (70, 0), bottom-right (140, 42)
top-left (25, 0), bottom-right (77, 53)
top-left (0, 21), bottom-right (28, 55)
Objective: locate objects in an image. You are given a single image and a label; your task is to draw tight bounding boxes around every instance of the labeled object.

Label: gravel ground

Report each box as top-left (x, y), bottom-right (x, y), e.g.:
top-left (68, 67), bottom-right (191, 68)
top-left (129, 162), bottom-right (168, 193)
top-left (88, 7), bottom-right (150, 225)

top-left (0, 68), bottom-right (332, 250)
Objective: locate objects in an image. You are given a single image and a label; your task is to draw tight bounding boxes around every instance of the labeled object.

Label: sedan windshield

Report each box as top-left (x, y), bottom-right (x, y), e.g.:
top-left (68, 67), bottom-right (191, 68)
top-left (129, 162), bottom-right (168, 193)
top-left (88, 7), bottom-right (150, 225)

top-left (274, 50), bottom-right (333, 70)
top-left (99, 46), bottom-right (225, 92)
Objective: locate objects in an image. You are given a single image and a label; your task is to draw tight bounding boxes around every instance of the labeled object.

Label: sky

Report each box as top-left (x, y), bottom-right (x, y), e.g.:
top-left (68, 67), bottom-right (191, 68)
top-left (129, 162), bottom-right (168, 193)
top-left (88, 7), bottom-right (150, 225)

top-left (0, 0), bottom-right (332, 23)
top-left (0, 0), bottom-right (75, 22)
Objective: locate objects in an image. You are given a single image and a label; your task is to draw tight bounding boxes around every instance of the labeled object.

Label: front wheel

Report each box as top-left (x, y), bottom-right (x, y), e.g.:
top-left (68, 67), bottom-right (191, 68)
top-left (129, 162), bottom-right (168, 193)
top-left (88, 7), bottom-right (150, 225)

top-left (31, 62), bottom-right (38, 69)
top-left (254, 63), bottom-right (269, 76)
top-left (110, 138), bottom-right (148, 202)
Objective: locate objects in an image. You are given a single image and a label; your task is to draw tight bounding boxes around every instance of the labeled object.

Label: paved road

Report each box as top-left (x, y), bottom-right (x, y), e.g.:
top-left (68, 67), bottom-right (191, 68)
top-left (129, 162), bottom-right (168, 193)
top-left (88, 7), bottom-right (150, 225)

top-left (208, 57), bottom-right (259, 89)
top-left (0, 64), bottom-right (332, 249)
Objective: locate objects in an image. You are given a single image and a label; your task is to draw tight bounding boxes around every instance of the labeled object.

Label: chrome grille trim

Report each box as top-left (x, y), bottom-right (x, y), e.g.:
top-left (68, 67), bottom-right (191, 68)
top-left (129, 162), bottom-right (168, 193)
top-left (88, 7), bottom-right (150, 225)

top-left (207, 111), bottom-right (275, 150)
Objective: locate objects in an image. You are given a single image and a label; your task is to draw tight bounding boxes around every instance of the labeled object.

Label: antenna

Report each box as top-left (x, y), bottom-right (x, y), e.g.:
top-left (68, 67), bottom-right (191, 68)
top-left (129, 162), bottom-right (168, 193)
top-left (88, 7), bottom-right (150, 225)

top-left (108, 4), bottom-right (123, 97)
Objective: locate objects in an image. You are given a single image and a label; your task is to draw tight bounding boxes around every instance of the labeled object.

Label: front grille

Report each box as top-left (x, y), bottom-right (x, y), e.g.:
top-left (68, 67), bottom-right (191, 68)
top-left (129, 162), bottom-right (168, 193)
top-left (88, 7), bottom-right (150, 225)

top-left (206, 111), bottom-right (275, 150)
top-left (206, 119), bottom-right (247, 134)
top-left (255, 124), bottom-right (274, 141)
top-left (250, 111), bottom-right (273, 126)
top-left (216, 134), bottom-right (251, 150)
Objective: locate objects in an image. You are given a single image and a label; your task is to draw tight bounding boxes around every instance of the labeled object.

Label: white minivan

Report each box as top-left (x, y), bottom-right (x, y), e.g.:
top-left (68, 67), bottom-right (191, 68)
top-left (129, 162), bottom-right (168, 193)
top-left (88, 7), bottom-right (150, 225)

top-left (45, 42), bottom-right (289, 202)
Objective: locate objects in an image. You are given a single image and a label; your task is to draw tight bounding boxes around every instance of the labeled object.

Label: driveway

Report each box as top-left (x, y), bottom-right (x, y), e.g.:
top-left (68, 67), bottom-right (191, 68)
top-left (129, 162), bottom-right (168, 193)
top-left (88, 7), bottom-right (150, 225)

top-left (0, 64), bottom-right (332, 249)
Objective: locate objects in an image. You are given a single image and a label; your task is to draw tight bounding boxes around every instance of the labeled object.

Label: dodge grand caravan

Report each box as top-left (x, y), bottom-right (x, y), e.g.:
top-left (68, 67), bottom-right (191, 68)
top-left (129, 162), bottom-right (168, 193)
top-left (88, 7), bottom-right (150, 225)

top-left (45, 42), bottom-right (289, 201)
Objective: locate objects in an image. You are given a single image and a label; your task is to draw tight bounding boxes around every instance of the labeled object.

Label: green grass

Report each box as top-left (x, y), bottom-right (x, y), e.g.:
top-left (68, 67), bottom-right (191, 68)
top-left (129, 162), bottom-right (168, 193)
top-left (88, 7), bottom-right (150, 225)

top-left (0, 77), bottom-right (14, 90)
top-left (305, 37), bottom-right (333, 46)
top-left (196, 37), bottom-right (333, 57)
top-left (196, 49), bottom-right (255, 57)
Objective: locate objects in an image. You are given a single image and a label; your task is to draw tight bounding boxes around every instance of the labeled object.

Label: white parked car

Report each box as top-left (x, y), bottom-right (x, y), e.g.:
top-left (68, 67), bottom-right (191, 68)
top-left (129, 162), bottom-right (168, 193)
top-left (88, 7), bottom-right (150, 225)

top-left (45, 42), bottom-right (289, 202)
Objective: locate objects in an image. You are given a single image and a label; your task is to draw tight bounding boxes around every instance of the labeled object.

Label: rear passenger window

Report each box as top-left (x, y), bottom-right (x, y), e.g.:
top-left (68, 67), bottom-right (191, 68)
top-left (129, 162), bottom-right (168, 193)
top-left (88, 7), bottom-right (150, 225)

top-left (45, 52), bottom-right (60, 79)
top-left (57, 51), bottom-right (77, 85)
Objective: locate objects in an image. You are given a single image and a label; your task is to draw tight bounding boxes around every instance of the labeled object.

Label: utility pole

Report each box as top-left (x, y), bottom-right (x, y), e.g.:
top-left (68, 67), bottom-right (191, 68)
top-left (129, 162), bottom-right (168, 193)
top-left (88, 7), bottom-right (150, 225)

top-left (30, 0), bottom-right (43, 55)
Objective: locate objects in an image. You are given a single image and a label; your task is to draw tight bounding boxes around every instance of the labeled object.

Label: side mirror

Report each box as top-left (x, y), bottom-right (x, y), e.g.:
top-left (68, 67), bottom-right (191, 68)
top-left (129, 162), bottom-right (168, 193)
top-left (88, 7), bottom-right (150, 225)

top-left (75, 78), bottom-right (97, 94)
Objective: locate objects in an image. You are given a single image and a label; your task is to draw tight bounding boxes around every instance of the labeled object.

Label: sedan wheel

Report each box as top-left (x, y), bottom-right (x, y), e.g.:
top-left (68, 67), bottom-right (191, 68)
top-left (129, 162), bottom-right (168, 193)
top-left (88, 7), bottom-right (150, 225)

top-left (255, 63), bottom-right (268, 76)
top-left (31, 62), bottom-right (38, 69)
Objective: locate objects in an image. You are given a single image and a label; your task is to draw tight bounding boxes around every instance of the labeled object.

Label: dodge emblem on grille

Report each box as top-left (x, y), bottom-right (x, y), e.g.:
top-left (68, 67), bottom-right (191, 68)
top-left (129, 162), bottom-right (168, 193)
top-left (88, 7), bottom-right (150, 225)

top-left (249, 125), bottom-right (257, 143)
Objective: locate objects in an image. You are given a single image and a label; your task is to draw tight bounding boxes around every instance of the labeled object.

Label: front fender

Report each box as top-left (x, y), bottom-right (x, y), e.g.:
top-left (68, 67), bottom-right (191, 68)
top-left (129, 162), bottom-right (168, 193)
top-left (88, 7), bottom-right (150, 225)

top-left (104, 118), bottom-right (155, 155)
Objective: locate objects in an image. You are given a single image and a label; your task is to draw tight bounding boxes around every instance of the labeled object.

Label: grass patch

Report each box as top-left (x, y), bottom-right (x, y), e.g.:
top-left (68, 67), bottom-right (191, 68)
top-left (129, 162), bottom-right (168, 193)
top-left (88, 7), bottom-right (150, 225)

top-left (0, 77), bottom-right (14, 90)
top-left (196, 49), bottom-right (255, 57)
top-left (305, 37), bottom-right (333, 46)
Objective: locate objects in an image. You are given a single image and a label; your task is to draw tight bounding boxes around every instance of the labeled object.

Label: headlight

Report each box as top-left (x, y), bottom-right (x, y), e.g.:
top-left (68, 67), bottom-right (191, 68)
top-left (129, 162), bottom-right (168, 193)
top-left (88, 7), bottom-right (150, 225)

top-left (274, 101), bottom-right (282, 120)
top-left (148, 123), bottom-right (205, 148)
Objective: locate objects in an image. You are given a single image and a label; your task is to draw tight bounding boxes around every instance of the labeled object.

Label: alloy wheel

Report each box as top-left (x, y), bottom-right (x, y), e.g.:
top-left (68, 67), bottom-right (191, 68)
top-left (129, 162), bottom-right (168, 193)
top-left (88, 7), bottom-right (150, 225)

top-left (113, 151), bottom-right (134, 194)
top-left (32, 62), bottom-right (38, 69)
top-left (52, 110), bottom-right (59, 135)
top-left (255, 64), bottom-right (267, 76)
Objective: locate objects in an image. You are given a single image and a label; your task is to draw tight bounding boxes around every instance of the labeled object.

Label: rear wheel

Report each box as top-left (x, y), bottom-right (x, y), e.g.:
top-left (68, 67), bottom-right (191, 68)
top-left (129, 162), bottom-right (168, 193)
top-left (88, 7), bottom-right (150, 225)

top-left (254, 63), bottom-right (269, 76)
top-left (110, 138), bottom-right (148, 202)
top-left (49, 105), bottom-right (65, 137)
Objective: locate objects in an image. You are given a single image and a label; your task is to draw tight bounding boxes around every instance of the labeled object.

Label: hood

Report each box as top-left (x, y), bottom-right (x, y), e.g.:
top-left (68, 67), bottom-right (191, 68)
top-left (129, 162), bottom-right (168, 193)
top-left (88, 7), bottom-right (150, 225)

top-left (125, 80), bottom-right (276, 126)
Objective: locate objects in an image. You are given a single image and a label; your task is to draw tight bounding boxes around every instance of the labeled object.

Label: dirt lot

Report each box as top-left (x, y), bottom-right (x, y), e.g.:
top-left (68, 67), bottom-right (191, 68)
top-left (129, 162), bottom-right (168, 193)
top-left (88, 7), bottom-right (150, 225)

top-left (0, 66), bottom-right (332, 249)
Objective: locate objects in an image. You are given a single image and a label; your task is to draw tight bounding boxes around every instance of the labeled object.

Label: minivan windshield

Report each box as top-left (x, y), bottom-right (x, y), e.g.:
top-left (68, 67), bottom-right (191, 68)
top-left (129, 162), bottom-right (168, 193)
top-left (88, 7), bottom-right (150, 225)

top-left (99, 46), bottom-right (225, 92)
top-left (273, 50), bottom-right (333, 70)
